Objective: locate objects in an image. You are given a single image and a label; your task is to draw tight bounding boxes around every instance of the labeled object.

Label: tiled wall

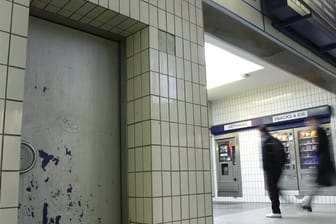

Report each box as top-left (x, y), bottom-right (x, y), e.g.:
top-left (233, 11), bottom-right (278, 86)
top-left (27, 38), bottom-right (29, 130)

top-left (210, 79), bottom-right (336, 204)
top-left (0, 0), bottom-right (29, 223)
top-left (125, 1), bottom-right (212, 223)
top-left (0, 0), bottom-right (213, 223)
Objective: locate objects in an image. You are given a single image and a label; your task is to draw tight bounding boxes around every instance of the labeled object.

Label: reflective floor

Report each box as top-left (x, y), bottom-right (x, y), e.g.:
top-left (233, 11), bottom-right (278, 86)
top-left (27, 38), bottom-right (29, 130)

top-left (213, 203), bottom-right (336, 224)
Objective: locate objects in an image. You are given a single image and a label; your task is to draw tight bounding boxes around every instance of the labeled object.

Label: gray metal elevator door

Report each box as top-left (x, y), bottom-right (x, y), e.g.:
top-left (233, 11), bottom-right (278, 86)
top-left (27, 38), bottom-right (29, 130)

top-left (19, 17), bottom-right (120, 224)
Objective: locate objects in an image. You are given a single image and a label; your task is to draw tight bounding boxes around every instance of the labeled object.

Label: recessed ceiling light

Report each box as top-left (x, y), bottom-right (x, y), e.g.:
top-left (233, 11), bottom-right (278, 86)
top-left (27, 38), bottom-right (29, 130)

top-left (205, 42), bottom-right (264, 89)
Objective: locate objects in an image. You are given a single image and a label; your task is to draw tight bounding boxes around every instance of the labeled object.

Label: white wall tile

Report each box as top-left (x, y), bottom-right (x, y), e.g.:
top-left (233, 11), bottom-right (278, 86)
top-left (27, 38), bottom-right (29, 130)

top-left (196, 171), bottom-right (204, 193)
top-left (178, 101), bottom-right (186, 124)
top-left (163, 197), bottom-right (172, 222)
top-left (150, 49), bottom-right (159, 72)
top-left (142, 96), bottom-right (150, 120)
top-left (162, 172), bottom-right (171, 196)
top-left (143, 120), bottom-right (151, 145)
top-left (128, 124), bottom-right (135, 148)
top-left (197, 194), bottom-right (205, 217)
top-left (193, 104), bottom-right (201, 126)
top-left (135, 122), bottom-right (143, 146)
top-left (187, 125), bottom-right (194, 147)
top-left (167, 12), bottom-right (175, 34)
top-left (176, 56), bottom-right (184, 78)
top-left (179, 124), bottom-right (187, 147)
top-left (0, 65), bottom-right (6, 99)
top-left (142, 49), bottom-right (150, 73)
top-left (129, 198), bottom-right (136, 221)
top-left (127, 57), bottom-right (134, 79)
top-left (152, 146), bottom-right (162, 170)
top-left (169, 99), bottom-right (178, 122)
top-left (2, 136), bottom-right (21, 171)
top-left (0, 172), bottom-right (19, 207)
top-left (128, 173), bottom-right (136, 197)
top-left (168, 54), bottom-right (176, 77)
top-left (174, 0), bottom-right (182, 17)
top-left (135, 198), bottom-right (144, 224)
top-left (160, 97), bottom-right (169, 121)
top-left (183, 40), bottom-right (191, 61)
top-left (161, 121), bottom-right (170, 145)
top-left (169, 76), bottom-right (177, 99)
top-left (120, 0), bottom-right (130, 16)
top-left (9, 35), bottom-right (27, 68)
top-left (159, 52), bottom-right (168, 75)
top-left (149, 5), bottom-right (158, 27)
top-left (151, 120), bottom-right (161, 144)
top-left (181, 172), bottom-right (189, 194)
top-left (149, 26), bottom-right (159, 50)
top-left (0, 208), bottom-right (18, 223)
top-left (177, 79), bottom-right (185, 101)
top-left (181, 195), bottom-right (189, 219)
top-left (0, 1), bottom-right (12, 32)
top-left (175, 37), bottom-right (183, 57)
top-left (184, 60), bottom-right (192, 81)
top-left (153, 197), bottom-right (163, 223)
top-left (158, 9), bottom-right (167, 30)
top-left (12, 4), bottom-right (29, 36)
top-left (140, 0), bottom-right (150, 24)
top-left (150, 72), bottom-right (160, 95)
top-left (134, 75), bottom-right (142, 99)
top-left (4, 101), bottom-right (22, 135)
top-left (188, 149), bottom-right (196, 171)
top-left (161, 146), bottom-right (171, 170)
top-left (193, 83), bottom-right (200, 104)
top-left (189, 195), bottom-right (197, 218)
top-left (0, 31), bottom-right (10, 64)
top-left (130, 0), bottom-right (140, 20)
top-left (134, 53), bottom-right (141, 76)
top-left (185, 81), bottom-right (193, 103)
top-left (144, 198), bottom-right (152, 223)
top-left (182, 1), bottom-right (189, 20)
top-left (172, 196), bottom-right (181, 221)
top-left (128, 148), bottom-right (135, 172)
top-left (151, 96), bottom-right (160, 120)
top-left (175, 16), bottom-right (183, 38)
top-left (171, 148), bottom-right (180, 171)
top-left (186, 103), bottom-right (194, 125)
top-left (160, 74), bottom-right (169, 97)
top-left (152, 172), bottom-right (162, 196)
top-left (170, 122), bottom-right (179, 146)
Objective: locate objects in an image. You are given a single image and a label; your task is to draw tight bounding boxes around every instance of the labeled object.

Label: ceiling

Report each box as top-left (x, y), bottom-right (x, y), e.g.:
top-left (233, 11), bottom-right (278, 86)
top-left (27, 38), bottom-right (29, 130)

top-left (206, 33), bottom-right (297, 101)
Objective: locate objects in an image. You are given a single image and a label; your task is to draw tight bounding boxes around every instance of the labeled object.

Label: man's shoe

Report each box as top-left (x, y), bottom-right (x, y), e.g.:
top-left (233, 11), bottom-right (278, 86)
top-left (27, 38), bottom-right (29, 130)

top-left (266, 213), bottom-right (282, 218)
top-left (302, 205), bottom-right (312, 212)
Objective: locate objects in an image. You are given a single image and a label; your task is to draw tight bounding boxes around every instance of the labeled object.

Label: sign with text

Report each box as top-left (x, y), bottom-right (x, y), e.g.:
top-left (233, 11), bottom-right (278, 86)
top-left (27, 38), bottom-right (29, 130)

top-left (224, 121), bottom-right (252, 131)
top-left (272, 111), bottom-right (308, 123)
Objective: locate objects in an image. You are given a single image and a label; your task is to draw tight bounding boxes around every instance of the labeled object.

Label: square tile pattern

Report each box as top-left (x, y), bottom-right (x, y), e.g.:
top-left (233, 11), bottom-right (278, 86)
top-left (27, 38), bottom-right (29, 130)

top-left (1, 0), bottom-right (212, 224)
top-left (211, 79), bottom-right (336, 205)
top-left (0, 0), bottom-right (28, 221)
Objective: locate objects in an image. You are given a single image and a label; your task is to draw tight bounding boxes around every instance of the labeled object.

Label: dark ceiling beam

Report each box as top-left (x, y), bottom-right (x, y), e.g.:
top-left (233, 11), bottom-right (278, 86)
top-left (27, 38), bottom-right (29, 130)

top-left (319, 43), bottom-right (336, 54)
top-left (274, 13), bottom-right (312, 29)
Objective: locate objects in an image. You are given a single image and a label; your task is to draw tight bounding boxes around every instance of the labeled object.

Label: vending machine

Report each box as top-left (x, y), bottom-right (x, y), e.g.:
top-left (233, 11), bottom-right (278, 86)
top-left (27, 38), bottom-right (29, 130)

top-left (295, 124), bottom-right (336, 195)
top-left (271, 129), bottom-right (299, 190)
top-left (215, 133), bottom-right (242, 197)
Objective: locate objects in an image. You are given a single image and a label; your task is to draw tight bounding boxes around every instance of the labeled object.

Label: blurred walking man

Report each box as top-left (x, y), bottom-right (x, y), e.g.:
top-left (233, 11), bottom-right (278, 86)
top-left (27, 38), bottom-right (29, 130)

top-left (302, 117), bottom-right (336, 212)
top-left (259, 126), bottom-right (286, 218)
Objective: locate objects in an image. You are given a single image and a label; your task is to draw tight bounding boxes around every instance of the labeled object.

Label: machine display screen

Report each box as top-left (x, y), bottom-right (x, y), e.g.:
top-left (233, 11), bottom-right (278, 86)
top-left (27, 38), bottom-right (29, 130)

top-left (218, 141), bottom-right (233, 162)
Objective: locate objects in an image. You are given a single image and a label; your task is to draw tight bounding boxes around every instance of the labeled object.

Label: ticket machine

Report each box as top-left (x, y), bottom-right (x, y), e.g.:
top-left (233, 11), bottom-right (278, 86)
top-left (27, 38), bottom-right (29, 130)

top-left (215, 133), bottom-right (242, 197)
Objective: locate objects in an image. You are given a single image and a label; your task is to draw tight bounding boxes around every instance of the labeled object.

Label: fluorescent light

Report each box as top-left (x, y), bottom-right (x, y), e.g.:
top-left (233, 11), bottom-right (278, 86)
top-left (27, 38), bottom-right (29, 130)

top-left (205, 42), bottom-right (264, 89)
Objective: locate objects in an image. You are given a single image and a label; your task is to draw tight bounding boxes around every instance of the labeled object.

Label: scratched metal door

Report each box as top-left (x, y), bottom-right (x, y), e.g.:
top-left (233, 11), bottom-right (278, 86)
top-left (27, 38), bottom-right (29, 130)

top-left (19, 17), bottom-right (120, 224)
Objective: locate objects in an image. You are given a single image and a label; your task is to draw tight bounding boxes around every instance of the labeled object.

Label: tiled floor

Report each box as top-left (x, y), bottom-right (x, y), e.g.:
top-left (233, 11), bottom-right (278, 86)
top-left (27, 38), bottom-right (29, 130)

top-left (213, 203), bottom-right (336, 224)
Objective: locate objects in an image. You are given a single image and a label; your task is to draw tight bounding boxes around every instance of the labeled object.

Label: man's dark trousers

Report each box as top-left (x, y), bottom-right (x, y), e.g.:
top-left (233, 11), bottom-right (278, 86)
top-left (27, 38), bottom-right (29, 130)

top-left (266, 170), bottom-right (282, 214)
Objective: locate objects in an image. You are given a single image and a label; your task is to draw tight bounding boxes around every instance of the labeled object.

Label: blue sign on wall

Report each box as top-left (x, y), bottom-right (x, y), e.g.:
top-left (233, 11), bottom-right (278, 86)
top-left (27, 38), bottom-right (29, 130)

top-left (210, 105), bottom-right (331, 135)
